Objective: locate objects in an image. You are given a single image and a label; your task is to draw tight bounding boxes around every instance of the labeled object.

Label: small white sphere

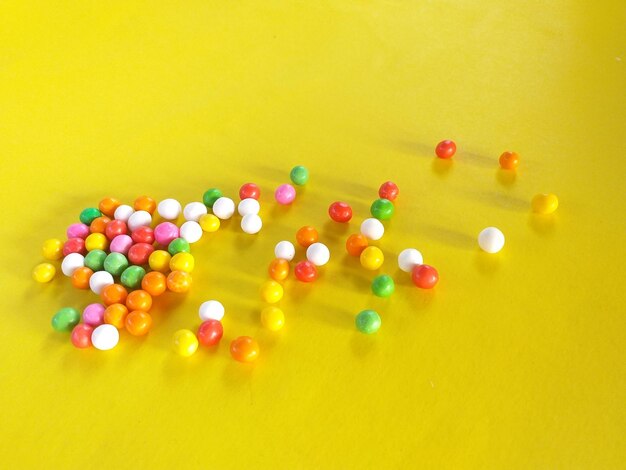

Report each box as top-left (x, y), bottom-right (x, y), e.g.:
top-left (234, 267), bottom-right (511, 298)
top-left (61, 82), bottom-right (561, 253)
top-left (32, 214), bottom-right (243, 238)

top-left (212, 197), bottom-right (235, 220)
top-left (274, 240), bottom-right (295, 261)
top-left (306, 242), bottom-right (330, 266)
top-left (360, 218), bottom-right (385, 240)
top-left (180, 221), bottom-right (203, 243)
top-left (183, 202), bottom-right (208, 222)
top-left (238, 198), bottom-right (260, 216)
top-left (199, 300), bottom-right (225, 321)
top-left (91, 324), bottom-right (120, 351)
top-left (127, 210), bottom-right (152, 231)
top-left (478, 227), bottom-right (505, 253)
top-left (241, 214), bottom-right (262, 234)
top-left (114, 204), bottom-right (134, 222)
top-left (89, 270), bottom-right (114, 295)
top-left (157, 198), bottom-right (182, 220)
top-left (61, 252), bottom-right (85, 276)
top-left (398, 248), bottom-right (423, 272)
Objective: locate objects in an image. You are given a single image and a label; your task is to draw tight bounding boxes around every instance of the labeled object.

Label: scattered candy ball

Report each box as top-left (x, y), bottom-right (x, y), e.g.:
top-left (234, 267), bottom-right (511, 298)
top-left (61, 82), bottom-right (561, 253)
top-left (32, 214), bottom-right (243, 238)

top-left (370, 198), bottom-right (395, 220)
top-left (84, 250), bottom-right (107, 271)
top-left (212, 197), bottom-right (236, 219)
top-left (120, 265), bottom-right (146, 290)
top-left (33, 263), bottom-right (56, 283)
top-left (180, 221), bottom-right (203, 243)
top-left (199, 300), bottom-right (225, 321)
top-left (91, 324), bottom-right (120, 351)
top-left (51, 307), bottom-right (81, 332)
top-left (101, 283), bottom-right (128, 306)
top-left (90, 216), bottom-right (110, 234)
top-left (63, 238), bottom-right (86, 256)
top-left (170, 252), bottom-right (195, 273)
top-left (260, 280), bottom-right (284, 303)
top-left (125, 311), bottom-right (152, 336)
top-left (126, 290), bottom-right (153, 312)
top-left (71, 323), bottom-right (94, 348)
top-left (61, 252), bottom-right (85, 277)
top-left (104, 252), bottom-right (129, 276)
top-left (168, 238), bottom-right (190, 256)
top-left (67, 223), bottom-right (90, 240)
top-left (148, 250), bottom-right (172, 273)
top-left (371, 274), bottom-right (395, 297)
top-left (289, 165), bottom-right (309, 186)
top-left (360, 218), bottom-right (385, 240)
top-left (268, 258), bottom-right (290, 281)
top-left (328, 201), bottom-right (353, 223)
top-left (154, 222), bottom-right (179, 246)
top-left (127, 210), bottom-right (152, 232)
top-left (82, 303), bottom-right (105, 327)
top-left (355, 309), bottom-right (381, 334)
top-left (230, 336), bottom-right (260, 363)
top-left (346, 234), bottom-right (368, 257)
top-left (128, 243), bottom-right (154, 265)
top-left (412, 264), bottom-right (439, 289)
top-left (275, 184), bottom-right (296, 205)
top-left (166, 270), bottom-right (192, 293)
top-left (172, 329), bottom-right (199, 357)
top-left (397, 248), bottom-right (423, 273)
top-left (157, 198), bottom-right (182, 220)
top-left (113, 204), bottom-right (134, 222)
top-left (85, 233), bottom-right (108, 252)
top-left (306, 242), bottom-right (330, 266)
top-left (197, 320), bottom-right (223, 346)
top-left (241, 214), bottom-right (263, 234)
top-left (98, 197), bottom-right (121, 218)
top-left (499, 151), bottom-right (520, 170)
top-left (274, 240), bottom-right (295, 261)
top-left (183, 202), bottom-right (207, 222)
top-left (104, 304), bottom-right (128, 329)
top-left (109, 234), bottom-right (133, 255)
top-left (202, 188), bottom-right (223, 208)
top-left (261, 306), bottom-right (285, 331)
top-left (296, 225), bottom-right (319, 247)
top-left (141, 271), bottom-right (167, 297)
top-left (360, 246), bottom-right (384, 270)
top-left (478, 227), bottom-right (505, 253)
top-left (435, 139), bottom-right (456, 159)
top-left (378, 181), bottom-right (399, 201)
top-left (89, 270), bottom-right (115, 295)
top-left (131, 226), bottom-right (154, 245)
top-left (71, 266), bottom-right (93, 289)
top-left (79, 207), bottom-right (102, 225)
top-left (531, 193), bottom-right (559, 214)
top-left (238, 198), bottom-right (260, 216)
top-left (133, 195), bottom-right (157, 214)
top-left (294, 260), bottom-right (318, 282)
top-left (239, 183), bottom-right (260, 200)
top-left (199, 214), bottom-right (220, 232)
top-left (42, 238), bottom-right (63, 260)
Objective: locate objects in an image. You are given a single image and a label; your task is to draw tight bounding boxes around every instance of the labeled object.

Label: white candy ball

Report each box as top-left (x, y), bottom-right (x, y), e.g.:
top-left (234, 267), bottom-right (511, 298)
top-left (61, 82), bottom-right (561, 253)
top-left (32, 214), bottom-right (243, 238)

top-left (127, 210), bottom-right (152, 231)
top-left (89, 270), bottom-right (114, 295)
top-left (157, 198), bottom-right (182, 220)
top-left (91, 324), bottom-right (120, 351)
top-left (114, 204), bottom-right (134, 222)
top-left (274, 240), bottom-right (295, 261)
top-left (61, 252), bottom-right (85, 276)
top-left (398, 248), bottom-right (423, 272)
top-left (306, 242), bottom-right (330, 266)
top-left (238, 198), bottom-right (260, 216)
top-left (360, 218), bottom-right (385, 240)
top-left (183, 202), bottom-right (208, 222)
top-left (241, 214), bottom-right (262, 234)
top-left (180, 221), bottom-right (203, 243)
top-left (199, 300), bottom-right (225, 321)
top-left (478, 227), bottom-right (505, 253)
top-left (212, 197), bottom-right (235, 220)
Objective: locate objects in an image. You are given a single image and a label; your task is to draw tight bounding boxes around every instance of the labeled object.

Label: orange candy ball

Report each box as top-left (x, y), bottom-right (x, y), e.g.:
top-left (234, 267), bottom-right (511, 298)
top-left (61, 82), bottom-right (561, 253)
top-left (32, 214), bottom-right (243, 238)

top-left (230, 336), bottom-right (260, 363)
top-left (296, 226), bottom-right (318, 248)
top-left (126, 290), bottom-right (153, 312)
top-left (71, 267), bottom-right (93, 289)
top-left (268, 258), bottom-right (290, 281)
top-left (134, 195), bottom-right (157, 214)
top-left (101, 283), bottom-right (128, 306)
top-left (125, 310), bottom-right (153, 336)
top-left (104, 303), bottom-right (129, 329)
top-left (98, 197), bottom-right (121, 218)
top-left (345, 234), bottom-right (368, 257)
top-left (167, 270), bottom-right (192, 293)
top-left (499, 151), bottom-right (520, 170)
top-left (89, 216), bottom-right (111, 234)
top-left (141, 271), bottom-right (167, 297)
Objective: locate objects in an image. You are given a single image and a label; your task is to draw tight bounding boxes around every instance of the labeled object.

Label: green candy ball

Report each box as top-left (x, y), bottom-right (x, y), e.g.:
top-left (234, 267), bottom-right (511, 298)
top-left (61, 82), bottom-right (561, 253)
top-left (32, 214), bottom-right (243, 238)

top-left (371, 274), bottom-right (395, 298)
top-left (84, 250), bottom-right (107, 271)
top-left (370, 198), bottom-right (394, 220)
top-left (120, 265), bottom-right (146, 289)
top-left (104, 252), bottom-right (129, 277)
top-left (289, 165), bottom-right (309, 186)
top-left (51, 307), bottom-right (81, 332)
top-left (355, 309), bottom-right (381, 334)
top-left (168, 237), bottom-right (190, 256)
top-left (79, 207), bottom-right (102, 225)
top-left (203, 188), bottom-right (223, 208)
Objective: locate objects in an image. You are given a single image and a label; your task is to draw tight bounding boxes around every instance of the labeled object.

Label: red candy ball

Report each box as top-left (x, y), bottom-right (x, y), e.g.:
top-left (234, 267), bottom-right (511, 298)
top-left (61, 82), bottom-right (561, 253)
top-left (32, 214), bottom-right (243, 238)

top-left (71, 323), bottom-right (94, 348)
top-left (128, 243), bottom-right (155, 265)
top-left (378, 181), bottom-right (399, 201)
top-left (412, 264), bottom-right (439, 289)
top-left (328, 201), bottom-right (353, 223)
top-left (435, 140), bottom-right (456, 159)
top-left (105, 220), bottom-right (127, 240)
top-left (197, 319), bottom-right (224, 346)
top-left (63, 238), bottom-right (86, 256)
top-left (239, 183), bottom-right (260, 200)
top-left (131, 226), bottom-right (155, 245)
top-left (294, 260), bottom-right (318, 282)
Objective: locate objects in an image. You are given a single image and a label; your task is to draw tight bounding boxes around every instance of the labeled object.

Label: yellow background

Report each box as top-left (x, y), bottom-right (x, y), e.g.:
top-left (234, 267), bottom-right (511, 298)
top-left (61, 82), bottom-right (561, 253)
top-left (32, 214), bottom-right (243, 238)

top-left (1, 1), bottom-right (625, 468)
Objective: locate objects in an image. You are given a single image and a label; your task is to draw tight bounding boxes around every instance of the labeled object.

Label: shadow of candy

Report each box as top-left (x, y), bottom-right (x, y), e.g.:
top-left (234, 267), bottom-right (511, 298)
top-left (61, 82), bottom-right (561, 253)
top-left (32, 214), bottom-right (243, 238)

top-left (473, 249), bottom-right (502, 276)
top-left (418, 224), bottom-right (475, 250)
top-left (496, 169), bottom-right (517, 187)
top-left (431, 158), bottom-right (454, 178)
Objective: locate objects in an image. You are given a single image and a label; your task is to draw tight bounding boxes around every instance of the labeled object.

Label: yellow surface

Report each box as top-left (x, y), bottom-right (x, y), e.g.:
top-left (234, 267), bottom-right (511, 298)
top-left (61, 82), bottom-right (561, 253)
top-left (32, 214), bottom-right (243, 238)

top-left (1, 1), bottom-right (625, 468)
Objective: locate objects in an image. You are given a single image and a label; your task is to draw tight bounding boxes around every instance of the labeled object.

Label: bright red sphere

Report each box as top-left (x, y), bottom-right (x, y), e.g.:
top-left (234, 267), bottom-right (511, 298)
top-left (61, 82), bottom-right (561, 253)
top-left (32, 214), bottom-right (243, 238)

top-left (328, 201), bottom-right (353, 223)
top-left (197, 319), bottom-right (224, 346)
top-left (105, 219), bottom-right (128, 240)
top-left (71, 323), bottom-right (93, 348)
top-left (435, 140), bottom-right (456, 159)
top-left (63, 238), bottom-right (86, 256)
top-left (378, 181), bottom-right (399, 201)
top-left (412, 264), bottom-right (439, 289)
top-left (128, 243), bottom-right (155, 265)
top-left (239, 183), bottom-right (261, 200)
top-left (294, 260), bottom-right (318, 282)
top-left (131, 226), bottom-right (155, 245)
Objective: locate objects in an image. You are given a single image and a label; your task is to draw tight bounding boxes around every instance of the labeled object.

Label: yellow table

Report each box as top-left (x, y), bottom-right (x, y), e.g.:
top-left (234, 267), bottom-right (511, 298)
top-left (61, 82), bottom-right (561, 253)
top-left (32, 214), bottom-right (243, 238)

top-left (1, 1), bottom-right (624, 468)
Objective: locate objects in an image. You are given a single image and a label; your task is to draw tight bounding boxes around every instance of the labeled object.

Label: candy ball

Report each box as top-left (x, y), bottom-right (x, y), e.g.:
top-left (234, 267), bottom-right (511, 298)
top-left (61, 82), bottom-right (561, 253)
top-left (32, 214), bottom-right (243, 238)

top-left (105, 220), bottom-right (128, 240)
top-left (289, 165), bottom-right (309, 186)
top-left (198, 320), bottom-right (224, 346)
top-left (61, 253), bottom-right (85, 277)
top-left (346, 234), bottom-right (368, 257)
top-left (397, 248), bottom-right (423, 272)
top-left (478, 227), bottom-right (505, 253)
top-left (239, 183), bottom-right (260, 200)
top-left (91, 324), bottom-right (120, 351)
top-left (199, 300), bottom-right (225, 321)
top-left (172, 329), bottom-right (198, 357)
top-left (84, 250), bottom-right (107, 272)
top-left (85, 232), bottom-right (108, 252)
top-left (89, 271), bottom-right (114, 295)
top-left (98, 197), bottom-right (121, 218)
top-left (133, 195), bottom-right (156, 214)
top-left (241, 214), bottom-right (262, 234)
top-left (183, 202), bottom-right (208, 222)
top-left (101, 283), bottom-right (128, 306)
top-left (435, 140), bottom-right (456, 159)
top-left (154, 222), bottom-right (179, 246)
top-left (148, 250), bottom-right (171, 273)
top-left (103, 304), bottom-right (128, 329)
top-left (238, 198), bottom-right (260, 216)
top-left (51, 307), bottom-right (81, 332)
top-left (82, 303), bottom-right (106, 326)
top-left (328, 201), bottom-right (353, 223)
top-left (79, 207), bottom-right (102, 225)
top-left (120, 266), bottom-right (146, 289)
top-left (126, 290), bottom-right (153, 312)
top-left (306, 242), bottom-right (330, 266)
top-left (104, 252), bottom-right (129, 277)
top-left (378, 181), bottom-right (399, 201)
top-left (412, 264), bottom-right (439, 289)
top-left (33, 263), bottom-right (56, 283)
top-left (499, 151), bottom-right (520, 170)
top-left (125, 310), bottom-right (152, 336)
top-left (109, 234), bottom-right (133, 255)
top-left (180, 221), bottom-right (203, 243)
top-left (294, 260), bottom-right (318, 282)
top-left (261, 306), bottom-right (285, 331)
top-left (157, 198), bottom-right (182, 220)
top-left (199, 214), bottom-right (220, 232)
top-left (274, 240), bottom-right (295, 261)
top-left (356, 309), bottom-right (381, 334)
top-left (275, 184), bottom-right (296, 205)
top-left (260, 280), bottom-right (284, 303)
top-left (67, 223), bottom-right (90, 240)
top-left (212, 197), bottom-right (236, 219)
top-left (170, 252), bottom-right (195, 273)
top-left (370, 198), bottom-right (395, 220)
top-left (531, 193), bottom-right (559, 214)
top-left (360, 218), bottom-right (385, 240)
top-left (42, 238), bottom-right (63, 260)
top-left (371, 274), bottom-right (395, 297)
top-left (230, 336), bottom-right (259, 363)
top-left (141, 271), bottom-right (167, 296)
top-left (131, 226), bottom-right (154, 245)
top-left (63, 238), bottom-right (86, 256)
top-left (268, 258), bottom-right (290, 281)
top-left (296, 226), bottom-right (318, 247)
top-left (202, 188), bottom-right (223, 208)
top-left (89, 216), bottom-right (111, 234)
top-left (167, 270), bottom-right (192, 293)
top-left (113, 204), bottom-right (134, 222)
top-left (71, 323), bottom-right (94, 348)
top-left (127, 210), bottom-right (152, 232)
top-left (168, 238), bottom-right (190, 256)
top-left (71, 266), bottom-right (93, 289)
top-left (360, 246), bottom-right (384, 270)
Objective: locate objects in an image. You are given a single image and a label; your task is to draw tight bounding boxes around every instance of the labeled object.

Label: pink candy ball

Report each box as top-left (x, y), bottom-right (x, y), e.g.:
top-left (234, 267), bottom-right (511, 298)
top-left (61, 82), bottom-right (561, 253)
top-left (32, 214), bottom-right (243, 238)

top-left (109, 234), bottom-right (133, 254)
top-left (275, 184), bottom-right (296, 205)
top-left (154, 222), bottom-right (179, 246)
top-left (82, 303), bottom-right (105, 326)
top-left (66, 223), bottom-right (90, 239)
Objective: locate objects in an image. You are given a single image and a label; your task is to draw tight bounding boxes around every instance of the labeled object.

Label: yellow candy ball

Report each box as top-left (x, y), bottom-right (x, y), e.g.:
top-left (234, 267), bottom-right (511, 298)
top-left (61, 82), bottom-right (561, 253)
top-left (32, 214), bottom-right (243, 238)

top-left (149, 250), bottom-right (172, 273)
top-left (260, 280), bottom-right (283, 304)
top-left (32, 263), bottom-right (56, 283)
top-left (85, 232), bottom-right (109, 252)
top-left (261, 306), bottom-right (285, 331)
top-left (170, 252), bottom-right (195, 273)
top-left (172, 329), bottom-right (199, 357)
top-left (199, 213), bottom-right (220, 233)
top-left (360, 246), bottom-right (384, 270)
top-left (42, 238), bottom-right (63, 260)
top-left (531, 193), bottom-right (559, 214)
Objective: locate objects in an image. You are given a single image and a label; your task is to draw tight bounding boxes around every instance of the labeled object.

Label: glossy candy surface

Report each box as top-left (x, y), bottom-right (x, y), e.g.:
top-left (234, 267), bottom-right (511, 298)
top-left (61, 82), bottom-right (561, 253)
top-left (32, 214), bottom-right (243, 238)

top-left (306, 242), bottom-right (330, 266)
top-left (397, 248), bottom-right (423, 272)
top-left (167, 270), bottom-right (192, 293)
top-left (154, 222), bottom-right (179, 246)
top-left (239, 183), bottom-right (260, 200)
top-left (197, 320), bottom-right (223, 346)
top-left (294, 260), bottom-right (318, 282)
top-left (499, 151), bottom-right (520, 170)
top-left (360, 246), bottom-right (384, 270)
top-left (52, 307), bottom-right (81, 332)
top-left (198, 214), bottom-right (220, 232)
top-left (172, 329), bottom-right (198, 356)
top-left (104, 252), bottom-right (129, 276)
top-left (202, 189), bottom-right (222, 208)
top-left (296, 226), bottom-right (318, 247)
top-left (125, 310), bottom-right (152, 336)
top-left (345, 234), bottom-right (368, 257)
top-left (170, 252), bottom-right (194, 273)
top-left (435, 139), bottom-right (456, 159)
top-left (268, 258), bottom-right (290, 281)
top-left (120, 265), bottom-right (146, 289)
top-left (260, 280), bottom-right (284, 303)
top-left (230, 336), bottom-right (259, 363)
top-left (275, 184), bottom-right (296, 205)
top-left (126, 290), bottom-right (152, 312)
top-left (531, 193), bottom-right (559, 214)
top-left (71, 323), bottom-right (94, 348)
top-left (289, 165), bottom-right (309, 185)
top-left (370, 198), bottom-right (395, 220)
top-left (104, 304), bottom-right (128, 329)
top-left (33, 263), bottom-right (56, 283)
top-left (82, 303), bottom-right (105, 326)
top-left (261, 306), bottom-right (285, 331)
top-left (157, 198), bottom-right (182, 220)
top-left (360, 218), bottom-right (384, 240)
top-left (355, 309), bottom-right (381, 334)
top-left (89, 271), bottom-right (114, 294)
top-left (141, 271), bottom-right (167, 296)
top-left (378, 181), bottom-right (399, 201)
top-left (212, 197), bottom-right (236, 219)
top-left (98, 197), bottom-right (121, 218)
top-left (274, 241), bottom-right (295, 261)
top-left (79, 207), bottom-right (102, 225)
top-left (148, 250), bottom-right (171, 273)
top-left (199, 300), bottom-right (225, 321)
top-left (71, 267), bottom-right (93, 289)
top-left (91, 324), bottom-right (119, 350)
top-left (128, 243), bottom-right (154, 265)
top-left (371, 274), bottom-right (395, 297)
top-left (328, 201), bottom-right (352, 223)
top-left (42, 238), bottom-right (63, 260)
top-left (478, 227), bottom-right (505, 253)
top-left (412, 264), bottom-right (439, 289)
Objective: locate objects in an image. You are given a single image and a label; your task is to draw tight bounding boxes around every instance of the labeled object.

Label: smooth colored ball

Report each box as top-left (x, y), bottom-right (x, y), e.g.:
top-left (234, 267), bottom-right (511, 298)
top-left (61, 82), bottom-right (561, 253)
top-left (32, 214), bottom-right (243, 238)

top-left (328, 201), bottom-right (353, 223)
top-left (261, 306), bottom-right (285, 331)
top-left (436, 140), bottom-right (456, 159)
top-left (71, 323), bottom-right (94, 348)
top-left (356, 309), bottom-right (381, 334)
top-left (274, 240), bottom-right (295, 261)
top-left (141, 271), bottom-right (167, 296)
top-left (148, 250), bottom-right (171, 273)
top-left (85, 232), bottom-right (109, 252)
top-left (212, 197), bottom-right (236, 219)
top-left (499, 151), bottom-right (520, 170)
top-left (238, 198), bottom-right (260, 216)
top-left (378, 181), bottom-right (399, 201)
top-left (157, 198), bottom-right (182, 220)
top-left (531, 193), bottom-right (559, 214)
top-left (126, 290), bottom-right (153, 312)
top-left (398, 248), bottom-right (423, 273)
top-left (125, 310), bottom-right (152, 336)
top-left (168, 238), bottom-right (190, 256)
top-left (91, 324), bottom-right (120, 351)
top-left (89, 216), bottom-right (111, 234)
top-left (412, 264), bottom-right (439, 289)
top-left (133, 195), bottom-right (157, 214)
top-left (104, 252), bottom-right (129, 277)
top-left (32, 263), bottom-right (56, 283)
top-left (105, 219), bottom-right (128, 240)
top-left (360, 218), bottom-right (385, 240)
top-left (51, 307), bottom-right (80, 332)
top-left (180, 221), bottom-right (203, 243)
top-left (275, 184), bottom-right (296, 205)
top-left (478, 227), bottom-right (505, 253)
top-left (294, 260), bottom-right (318, 282)
top-left (66, 223), bottom-right (90, 240)
top-left (104, 304), bottom-right (128, 329)
top-left (239, 183), bottom-right (260, 200)
top-left (296, 225), bottom-right (318, 247)
top-left (61, 253), bottom-right (85, 277)
top-left (230, 336), bottom-right (259, 363)
top-left (172, 329), bottom-right (198, 357)
top-left (289, 165), bottom-right (309, 186)
top-left (170, 252), bottom-right (195, 273)
top-left (113, 204), bottom-right (134, 222)
top-left (79, 207), bottom-right (102, 225)
top-left (128, 242), bottom-right (155, 265)
top-left (131, 226), bottom-right (154, 245)
top-left (89, 270), bottom-right (114, 295)
top-left (371, 274), bottom-right (395, 297)
top-left (98, 197), bottom-right (121, 218)
top-left (260, 280), bottom-right (284, 303)
top-left (154, 222), bottom-right (179, 246)
top-left (71, 266), bottom-right (93, 289)
top-left (183, 202), bottom-right (207, 222)
top-left (42, 238), bottom-right (63, 260)
top-left (199, 214), bottom-right (220, 232)
top-left (241, 214), bottom-right (263, 234)
top-left (63, 238), bottom-right (86, 256)
top-left (268, 258), bottom-right (290, 281)
top-left (197, 320), bottom-right (223, 346)
top-left (101, 283), bottom-right (128, 306)
top-left (202, 188), bottom-right (223, 208)
top-left (82, 303), bottom-right (106, 326)
top-left (167, 270), bottom-right (192, 293)
top-left (370, 198), bottom-right (395, 220)
top-left (306, 242), bottom-right (330, 266)
top-left (360, 246), bottom-right (384, 270)
top-left (120, 265), bottom-right (146, 289)
top-left (345, 233), bottom-right (368, 257)
top-left (84, 250), bottom-right (106, 271)
top-left (127, 210), bottom-right (152, 232)
top-left (109, 234), bottom-right (133, 255)
top-left (199, 300), bottom-right (225, 321)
